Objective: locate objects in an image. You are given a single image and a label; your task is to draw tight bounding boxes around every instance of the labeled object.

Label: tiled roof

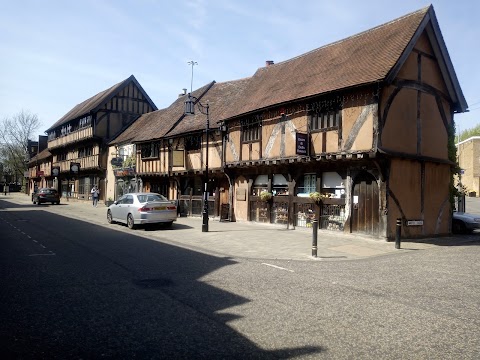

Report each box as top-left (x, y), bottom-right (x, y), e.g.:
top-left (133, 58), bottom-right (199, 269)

top-left (222, 6), bottom-right (431, 118)
top-left (28, 148), bottom-right (51, 165)
top-left (46, 75), bottom-right (157, 132)
top-left (166, 78), bottom-right (251, 137)
top-left (110, 82), bottom-right (215, 145)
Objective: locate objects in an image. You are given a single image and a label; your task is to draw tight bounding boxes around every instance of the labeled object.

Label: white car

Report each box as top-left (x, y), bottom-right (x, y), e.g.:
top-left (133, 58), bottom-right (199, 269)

top-left (452, 212), bottom-right (480, 234)
top-left (107, 193), bottom-right (177, 229)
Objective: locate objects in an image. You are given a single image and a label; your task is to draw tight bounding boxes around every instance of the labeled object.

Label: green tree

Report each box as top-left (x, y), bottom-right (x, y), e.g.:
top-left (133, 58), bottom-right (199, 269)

top-left (0, 110), bottom-right (41, 187)
top-left (458, 123), bottom-right (480, 142)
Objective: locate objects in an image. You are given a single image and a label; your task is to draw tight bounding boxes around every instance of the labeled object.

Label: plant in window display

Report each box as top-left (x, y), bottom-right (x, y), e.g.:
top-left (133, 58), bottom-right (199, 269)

top-left (309, 191), bottom-right (331, 203)
top-left (259, 190), bottom-right (273, 202)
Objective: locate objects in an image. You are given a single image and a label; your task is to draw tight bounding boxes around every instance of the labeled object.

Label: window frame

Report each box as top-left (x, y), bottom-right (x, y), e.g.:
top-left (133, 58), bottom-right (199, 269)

top-left (309, 108), bottom-right (341, 132)
top-left (140, 142), bottom-right (159, 159)
top-left (241, 117), bottom-right (261, 143)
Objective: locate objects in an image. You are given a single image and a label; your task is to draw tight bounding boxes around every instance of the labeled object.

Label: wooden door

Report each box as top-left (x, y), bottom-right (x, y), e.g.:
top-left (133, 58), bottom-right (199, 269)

top-left (351, 172), bottom-right (379, 235)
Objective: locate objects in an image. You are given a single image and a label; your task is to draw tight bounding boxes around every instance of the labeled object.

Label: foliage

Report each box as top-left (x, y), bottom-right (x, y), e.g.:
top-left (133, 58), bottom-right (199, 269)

top-left (448, 123), bottom-right (462, 207)
top-left (123, 154), bottom-right (136, 168)
top-left (259, 191), bottom-right (272, 202)
top-left (458, 123), bottom-right (480, 142)
top-left (309, 192), bottom-right (330, 203)
top-left (0, 110), bottom-right (41, 184)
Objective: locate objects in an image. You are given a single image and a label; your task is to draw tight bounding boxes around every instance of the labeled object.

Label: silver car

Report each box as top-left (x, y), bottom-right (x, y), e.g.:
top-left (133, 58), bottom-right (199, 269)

top-left (107, 193), bottom-right (177, 229)
top-left (452, 212), bottom-right (480, 234)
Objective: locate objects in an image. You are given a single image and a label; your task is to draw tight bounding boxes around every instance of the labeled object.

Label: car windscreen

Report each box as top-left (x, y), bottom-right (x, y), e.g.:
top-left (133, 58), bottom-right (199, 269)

top-left (41, 189), bottom-right (57, 194)
top-left (137, 194), bottom-right (168, 203)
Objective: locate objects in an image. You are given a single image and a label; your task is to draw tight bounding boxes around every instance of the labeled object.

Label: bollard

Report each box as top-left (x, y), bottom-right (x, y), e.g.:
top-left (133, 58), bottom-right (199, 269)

top-left (312, 219), bottom-right (318, 257)
top-left (395, 218), bottom-right (402, 249)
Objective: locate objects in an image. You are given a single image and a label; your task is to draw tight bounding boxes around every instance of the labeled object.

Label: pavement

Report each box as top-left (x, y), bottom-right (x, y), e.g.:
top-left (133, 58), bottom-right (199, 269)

top-left (2, 192), bottom-right (479, 261)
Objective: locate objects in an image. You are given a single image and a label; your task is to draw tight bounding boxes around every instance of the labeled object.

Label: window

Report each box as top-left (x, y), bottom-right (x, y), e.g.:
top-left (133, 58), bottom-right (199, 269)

top-left (252, 175), bottom-right (268, 196)
top-left (310, 109), bottom-right (341, 131)
top-left (241, 117), bottom-right (261, 142)
top-left (322, 172), bottom-right (345, 198)
top-left (78, 146), bottom-right (93, 158)
top-left (297, 174), bottom-right (316, 196)
top-left (140, 142), bottom-right (159, 159)
top-left (185, 135), bottom-right (201, 151)
top-left (273, 174), bottom-right (288, 196)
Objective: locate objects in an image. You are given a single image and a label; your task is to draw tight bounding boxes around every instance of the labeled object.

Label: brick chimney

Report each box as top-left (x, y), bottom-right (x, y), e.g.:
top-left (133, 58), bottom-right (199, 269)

top-left (265, 60), bottom-right (274, 66)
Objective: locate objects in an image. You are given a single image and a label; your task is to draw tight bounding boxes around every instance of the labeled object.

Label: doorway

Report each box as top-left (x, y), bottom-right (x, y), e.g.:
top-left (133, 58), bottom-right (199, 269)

top-left (351, 171), bottom-right (379, 236)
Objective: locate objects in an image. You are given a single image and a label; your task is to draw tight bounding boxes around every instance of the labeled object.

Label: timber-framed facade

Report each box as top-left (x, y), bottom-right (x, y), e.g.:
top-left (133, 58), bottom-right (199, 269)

top-left (106, 5), bottom-right (466, 239)
top-left (30, 5), bottom-right (467, 240)
top-left (33, 75), bottom-right (157, 202)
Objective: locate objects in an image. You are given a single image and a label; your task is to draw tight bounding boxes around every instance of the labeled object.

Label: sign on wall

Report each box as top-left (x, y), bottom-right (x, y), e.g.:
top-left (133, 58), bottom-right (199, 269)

top-left (236, 188), bottom-right (247, 201)
top-left (296, 132), bottom-right (309, 156)
top-left (172, 150), bottom-right (185, 167)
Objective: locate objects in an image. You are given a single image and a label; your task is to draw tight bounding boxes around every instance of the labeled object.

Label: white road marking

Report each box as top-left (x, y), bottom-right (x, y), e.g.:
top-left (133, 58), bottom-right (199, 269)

top-left (40, 244), bottom-right (46, 249)
top-left (32, 240), bottom-right (38, 243)
top-left (261, 263), bottom-right (294, 272)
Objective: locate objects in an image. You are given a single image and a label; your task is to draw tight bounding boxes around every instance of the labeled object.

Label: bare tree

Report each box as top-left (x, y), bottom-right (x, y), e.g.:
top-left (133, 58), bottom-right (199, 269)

top-left (0, 110), bottom-right (42, 186)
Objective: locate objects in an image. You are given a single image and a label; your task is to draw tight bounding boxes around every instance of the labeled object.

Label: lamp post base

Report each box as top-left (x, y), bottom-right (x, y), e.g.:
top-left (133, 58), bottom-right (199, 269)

top-left (202, 210), bottom-right (209, 232)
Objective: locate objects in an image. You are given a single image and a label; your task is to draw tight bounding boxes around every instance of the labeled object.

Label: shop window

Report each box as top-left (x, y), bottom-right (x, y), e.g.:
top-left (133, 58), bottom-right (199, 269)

top-left (322, 171), bottom-right (345, 198)
top-left (296, 173), bottom-right (316, 196)
top-left (272, 174), bottom-right (288, 196)
top-left (252, 175), bottom-right (268, 196)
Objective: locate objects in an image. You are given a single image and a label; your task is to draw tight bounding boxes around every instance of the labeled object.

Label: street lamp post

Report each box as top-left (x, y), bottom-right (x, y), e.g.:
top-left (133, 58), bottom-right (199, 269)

top-left (184, 93), bottom-right (210, 232)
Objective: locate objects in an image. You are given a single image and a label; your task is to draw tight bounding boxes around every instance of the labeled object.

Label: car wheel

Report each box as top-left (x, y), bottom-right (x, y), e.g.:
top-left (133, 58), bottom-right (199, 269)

top-left (127, 214), bottom-right (135, 229)
top-left (37, 200), bottom-right (41, 206)
top-left (107, 210), bottom-right (114, 224)
top-left (452, 219), bottom-right (467, 234)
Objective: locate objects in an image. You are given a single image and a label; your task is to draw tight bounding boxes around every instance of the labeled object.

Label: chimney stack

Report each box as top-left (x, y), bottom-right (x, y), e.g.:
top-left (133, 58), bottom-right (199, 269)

top-left (265, 60), bottom-right (274, 66)
top-left (178, 88), bottom-right (188, 98)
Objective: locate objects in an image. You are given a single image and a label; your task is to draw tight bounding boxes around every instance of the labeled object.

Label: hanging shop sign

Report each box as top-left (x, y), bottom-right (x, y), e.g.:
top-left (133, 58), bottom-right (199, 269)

top-left (114, 168), bottom-right (135, 177)
top-left (52, 167), bottom-right (60, 177)
top-left (70, 162), bottom-right (80, 174)
top-left (111, 157), bottom-right (124, 167)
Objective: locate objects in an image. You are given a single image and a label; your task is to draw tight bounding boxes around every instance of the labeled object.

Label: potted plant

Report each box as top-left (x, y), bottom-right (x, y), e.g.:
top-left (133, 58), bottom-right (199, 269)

top-left (309, 192), bottom-right (322, 203)
top-left (309, 192), bottom-right (331, 204)
top-left (105, 197), bottom-right (114, 207)
top-left (259, 191), bottom-right (273, 202)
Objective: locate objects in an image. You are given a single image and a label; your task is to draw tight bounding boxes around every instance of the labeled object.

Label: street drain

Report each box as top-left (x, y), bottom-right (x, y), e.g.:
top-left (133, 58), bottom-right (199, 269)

top-left (133, 278), bottom-right (174, 289)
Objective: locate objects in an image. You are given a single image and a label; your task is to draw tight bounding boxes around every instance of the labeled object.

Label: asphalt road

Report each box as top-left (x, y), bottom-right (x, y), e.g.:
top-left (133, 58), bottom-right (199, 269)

top-left (1, 200), bottom-right (479, 359)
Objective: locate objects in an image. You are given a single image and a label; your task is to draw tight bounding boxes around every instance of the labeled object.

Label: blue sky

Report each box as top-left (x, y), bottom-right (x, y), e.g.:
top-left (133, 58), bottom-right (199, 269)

top-left (1, 0), bottom-right (478, 138)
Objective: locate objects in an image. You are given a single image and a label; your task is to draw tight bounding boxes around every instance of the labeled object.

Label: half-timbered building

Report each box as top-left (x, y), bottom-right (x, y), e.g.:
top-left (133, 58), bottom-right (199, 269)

top-left (43, 75), bottom-right (157, 201)
top-left (104, 5), bottom-right (466, 240)
top-left (217, 5), bottom-right (467, 239)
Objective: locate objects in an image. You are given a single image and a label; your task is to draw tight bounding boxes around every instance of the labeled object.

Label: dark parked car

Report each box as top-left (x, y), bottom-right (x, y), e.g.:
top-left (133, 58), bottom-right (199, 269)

top-left (32, 188), bottom-right (60, 205)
